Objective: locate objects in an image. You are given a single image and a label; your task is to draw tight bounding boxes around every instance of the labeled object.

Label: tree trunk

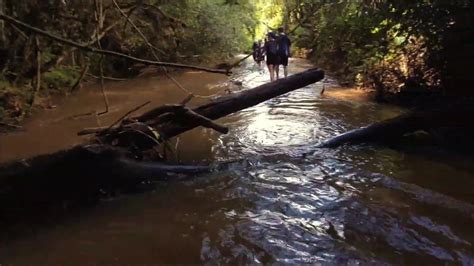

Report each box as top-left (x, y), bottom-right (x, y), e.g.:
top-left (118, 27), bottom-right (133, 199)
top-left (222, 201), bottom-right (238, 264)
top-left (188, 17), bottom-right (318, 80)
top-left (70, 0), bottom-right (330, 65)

top-left (318, 104), bottom-right (474, 148)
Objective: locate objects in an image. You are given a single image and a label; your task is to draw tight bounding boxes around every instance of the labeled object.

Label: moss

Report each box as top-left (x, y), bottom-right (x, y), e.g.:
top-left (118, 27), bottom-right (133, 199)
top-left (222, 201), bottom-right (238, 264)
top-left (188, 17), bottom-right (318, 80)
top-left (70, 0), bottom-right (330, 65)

top-left (42, 68), bottom-right (79, 91)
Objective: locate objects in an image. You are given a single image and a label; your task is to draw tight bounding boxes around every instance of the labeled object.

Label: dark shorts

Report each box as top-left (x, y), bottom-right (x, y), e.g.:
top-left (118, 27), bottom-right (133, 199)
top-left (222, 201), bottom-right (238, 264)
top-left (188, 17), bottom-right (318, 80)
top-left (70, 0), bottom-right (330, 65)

top-left (266, 53), bottom-right (280, 65)
top-left (279, 54), bottom-right (289, 66)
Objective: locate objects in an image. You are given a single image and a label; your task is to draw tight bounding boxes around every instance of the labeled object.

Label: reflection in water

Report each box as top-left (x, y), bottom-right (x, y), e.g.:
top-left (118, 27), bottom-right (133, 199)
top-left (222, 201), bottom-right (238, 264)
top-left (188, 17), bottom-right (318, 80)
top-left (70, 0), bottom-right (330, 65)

top-left (1, 58), bottom-right (474, 264)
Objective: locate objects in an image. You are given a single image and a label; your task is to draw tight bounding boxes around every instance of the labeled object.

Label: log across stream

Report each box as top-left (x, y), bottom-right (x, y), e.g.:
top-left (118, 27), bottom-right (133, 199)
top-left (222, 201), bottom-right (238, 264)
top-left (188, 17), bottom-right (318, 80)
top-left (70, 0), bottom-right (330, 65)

top-left (0, 67), bottom-right (324, 214)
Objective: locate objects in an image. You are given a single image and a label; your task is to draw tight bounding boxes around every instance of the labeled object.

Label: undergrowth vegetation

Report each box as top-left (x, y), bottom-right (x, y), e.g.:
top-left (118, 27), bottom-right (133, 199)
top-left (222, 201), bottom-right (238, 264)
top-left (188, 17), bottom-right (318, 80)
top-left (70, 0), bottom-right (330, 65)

top-left (287, 0), bottom-right (473, 102)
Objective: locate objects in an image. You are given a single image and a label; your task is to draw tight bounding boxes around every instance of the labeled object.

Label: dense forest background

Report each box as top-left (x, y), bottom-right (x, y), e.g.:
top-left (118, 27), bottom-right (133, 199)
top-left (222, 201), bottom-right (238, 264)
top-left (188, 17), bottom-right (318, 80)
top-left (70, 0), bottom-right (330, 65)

top-left (0, 0), bottom-right (473, 123)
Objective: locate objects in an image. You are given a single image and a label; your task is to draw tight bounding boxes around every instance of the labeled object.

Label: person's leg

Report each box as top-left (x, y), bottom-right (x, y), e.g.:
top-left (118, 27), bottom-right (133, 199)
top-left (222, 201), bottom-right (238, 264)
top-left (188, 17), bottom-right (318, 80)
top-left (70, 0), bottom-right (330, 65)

top-left (282, 56), bottom-right (289, 78)
top-left (275, 64), bottom-right (280, 80)
top-left (268, 64), bottom-right (274, 81)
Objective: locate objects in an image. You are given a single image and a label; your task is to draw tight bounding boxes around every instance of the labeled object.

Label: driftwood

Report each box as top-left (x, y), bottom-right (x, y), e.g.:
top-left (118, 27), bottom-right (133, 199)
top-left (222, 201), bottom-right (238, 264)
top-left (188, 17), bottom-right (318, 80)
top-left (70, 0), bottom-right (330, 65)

top-left (319, 104), bottom-right (474, 148)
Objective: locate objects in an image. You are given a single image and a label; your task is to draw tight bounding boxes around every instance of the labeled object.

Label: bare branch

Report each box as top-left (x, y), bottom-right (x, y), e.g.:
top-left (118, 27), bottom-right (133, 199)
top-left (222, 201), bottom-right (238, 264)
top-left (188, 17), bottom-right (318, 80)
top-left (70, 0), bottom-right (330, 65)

top-left (94, 2), bottom-right (109, 116)
top-left (182, 107), bottom-right (228, 134)
top-left (107, 101), bottom-right (151, 131)
top-left (31, 36), bottom-right (41, 106)
top-left (71, 61), bottom-right (89, 92)
top-left (0, 13), bottom-right (229, 74)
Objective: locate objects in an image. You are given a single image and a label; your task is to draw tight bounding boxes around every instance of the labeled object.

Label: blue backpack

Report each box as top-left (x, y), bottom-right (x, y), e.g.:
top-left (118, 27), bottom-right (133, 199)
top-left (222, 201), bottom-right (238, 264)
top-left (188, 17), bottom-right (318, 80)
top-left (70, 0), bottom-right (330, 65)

top-left (278, 35), bottom-right (291, 56)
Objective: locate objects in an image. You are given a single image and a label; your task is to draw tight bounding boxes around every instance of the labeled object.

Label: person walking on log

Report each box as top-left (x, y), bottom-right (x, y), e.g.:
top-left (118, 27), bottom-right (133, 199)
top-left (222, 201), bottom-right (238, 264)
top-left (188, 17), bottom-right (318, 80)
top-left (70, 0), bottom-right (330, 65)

top-left (277, 27), bottom-right (292, 78)
top-left (264, 32), bottom-right (280, 81)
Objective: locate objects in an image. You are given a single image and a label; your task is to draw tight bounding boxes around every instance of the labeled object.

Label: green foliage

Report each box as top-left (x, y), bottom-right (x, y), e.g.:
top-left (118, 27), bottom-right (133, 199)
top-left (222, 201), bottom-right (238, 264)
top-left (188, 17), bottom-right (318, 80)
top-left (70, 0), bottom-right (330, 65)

top-left (163, 0), bottom-right (259, 62)
top-left (42, 68), bottom-right (79, 91)
top-left (252, 0), bottom-right (285, 39)
top-left (288, 0), bottom-right (473, 98)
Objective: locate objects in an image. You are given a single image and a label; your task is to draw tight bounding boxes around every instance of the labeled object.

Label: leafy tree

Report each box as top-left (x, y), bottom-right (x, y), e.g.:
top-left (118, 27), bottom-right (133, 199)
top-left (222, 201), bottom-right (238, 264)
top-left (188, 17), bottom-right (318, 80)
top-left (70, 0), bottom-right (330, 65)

top-left (286, 0), bottom-right (473, 100)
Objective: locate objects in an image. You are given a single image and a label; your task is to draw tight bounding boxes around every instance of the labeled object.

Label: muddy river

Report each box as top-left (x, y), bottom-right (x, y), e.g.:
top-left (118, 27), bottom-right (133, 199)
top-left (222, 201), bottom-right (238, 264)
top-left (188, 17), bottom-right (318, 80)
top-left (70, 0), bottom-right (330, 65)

top-left (1, 58), bottom-right (474, 264)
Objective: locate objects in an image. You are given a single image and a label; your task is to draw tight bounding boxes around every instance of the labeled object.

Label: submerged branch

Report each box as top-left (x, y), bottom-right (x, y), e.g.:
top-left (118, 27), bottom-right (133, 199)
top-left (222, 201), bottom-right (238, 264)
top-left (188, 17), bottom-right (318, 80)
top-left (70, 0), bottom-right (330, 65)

top-left (86, 73), bottom-right (128, 81)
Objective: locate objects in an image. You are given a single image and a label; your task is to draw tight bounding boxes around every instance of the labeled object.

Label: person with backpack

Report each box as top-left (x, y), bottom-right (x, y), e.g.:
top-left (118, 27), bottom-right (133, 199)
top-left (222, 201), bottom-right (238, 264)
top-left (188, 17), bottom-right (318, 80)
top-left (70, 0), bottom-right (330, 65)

top-left (264, 32), bottom-right (280, 81)
top-left (277, 27), bottom-right (292, 78)
top-left (252, 40), bottom-right (265, 67)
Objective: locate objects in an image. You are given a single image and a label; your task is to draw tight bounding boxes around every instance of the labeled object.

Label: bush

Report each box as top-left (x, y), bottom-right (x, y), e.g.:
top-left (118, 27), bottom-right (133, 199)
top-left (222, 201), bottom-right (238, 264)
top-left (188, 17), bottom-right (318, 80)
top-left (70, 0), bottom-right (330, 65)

top-left (42, 68), bottom-right (79, 91)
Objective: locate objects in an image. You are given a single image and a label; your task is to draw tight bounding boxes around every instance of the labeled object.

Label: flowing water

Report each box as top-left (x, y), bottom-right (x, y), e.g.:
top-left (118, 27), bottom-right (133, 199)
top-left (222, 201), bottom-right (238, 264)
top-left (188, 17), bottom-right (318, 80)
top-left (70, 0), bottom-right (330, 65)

top-left (1, 58), bottom-right (474, 264)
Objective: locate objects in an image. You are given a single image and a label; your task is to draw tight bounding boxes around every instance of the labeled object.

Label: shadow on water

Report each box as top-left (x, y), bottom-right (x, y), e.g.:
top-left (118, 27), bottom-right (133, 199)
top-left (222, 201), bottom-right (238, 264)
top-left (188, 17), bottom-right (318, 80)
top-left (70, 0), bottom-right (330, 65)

top-left (1, 57), bottom-right (474, 264)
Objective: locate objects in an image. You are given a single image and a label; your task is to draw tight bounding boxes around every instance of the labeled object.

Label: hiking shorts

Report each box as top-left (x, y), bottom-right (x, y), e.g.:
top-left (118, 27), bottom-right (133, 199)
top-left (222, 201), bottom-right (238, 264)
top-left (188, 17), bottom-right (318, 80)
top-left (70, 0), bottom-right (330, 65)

top-left (279, 54), bottom-right (289, 66)
top-left (266, 53), bottom-right (280, 65)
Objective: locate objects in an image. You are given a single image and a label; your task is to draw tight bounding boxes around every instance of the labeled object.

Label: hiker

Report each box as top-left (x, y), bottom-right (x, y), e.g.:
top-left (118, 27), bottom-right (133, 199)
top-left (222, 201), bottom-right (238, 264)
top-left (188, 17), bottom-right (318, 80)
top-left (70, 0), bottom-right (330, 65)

top-left (252, 40), bottom-right (265, 67)
top-left (264, 32), bottom-right (280, 81)
top-left (277, 27), bottom-right (292, 78)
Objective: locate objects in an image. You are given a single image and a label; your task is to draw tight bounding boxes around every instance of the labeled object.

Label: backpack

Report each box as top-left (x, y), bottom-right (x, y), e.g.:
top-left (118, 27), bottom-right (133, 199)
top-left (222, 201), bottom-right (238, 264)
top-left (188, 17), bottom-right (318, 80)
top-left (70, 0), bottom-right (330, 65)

top-left (267, 40), bottom-right (279, 55)
top-left (278, 35), bottom-right (290, 56)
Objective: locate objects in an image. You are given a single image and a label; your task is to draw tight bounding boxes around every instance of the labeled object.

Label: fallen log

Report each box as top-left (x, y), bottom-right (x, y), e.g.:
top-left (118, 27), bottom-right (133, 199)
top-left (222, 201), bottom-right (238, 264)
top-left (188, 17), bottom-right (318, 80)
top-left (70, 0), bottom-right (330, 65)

top-left (157, 68), bottom-right (325, 139)
top-left (318, 104), bottom-right (474, 148)
top-left (0, 144), bottom-right (221, 225)
top-left (3, 68), bottom-right (324, 172)
top-left (0, 68), bottom-right (325, 205)
top-left (81, 68), bottom-right (324, 142)
top-left (0, 145), bottom-right (213, 184)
